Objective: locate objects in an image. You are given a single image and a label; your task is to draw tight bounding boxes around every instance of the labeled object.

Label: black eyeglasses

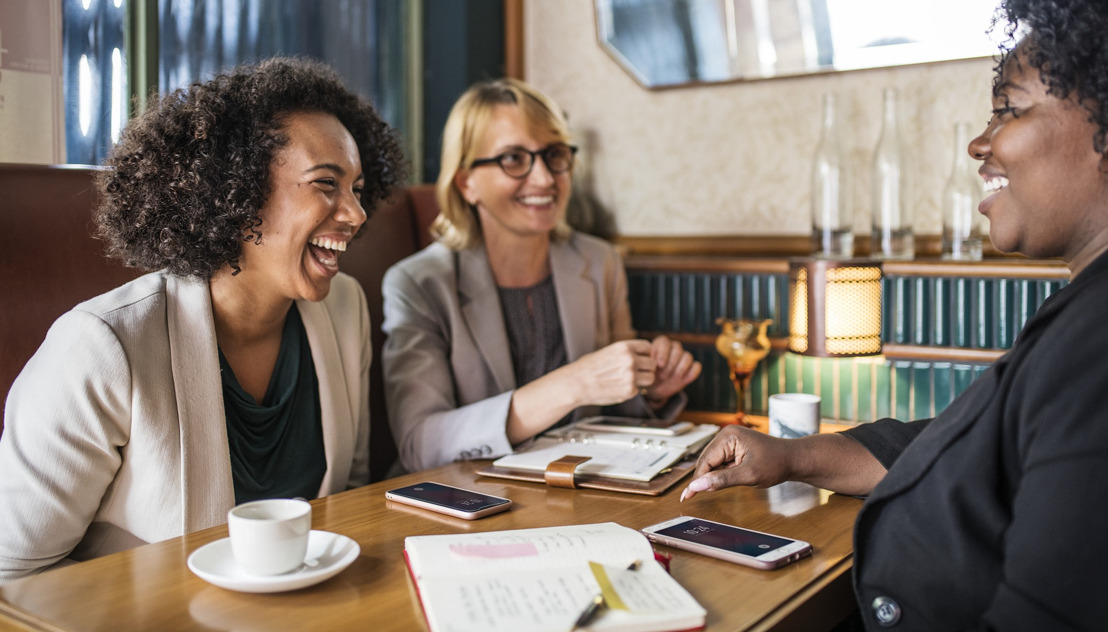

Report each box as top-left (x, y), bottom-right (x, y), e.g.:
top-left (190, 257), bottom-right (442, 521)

top-left (469, 143), bottom-right (578, 179)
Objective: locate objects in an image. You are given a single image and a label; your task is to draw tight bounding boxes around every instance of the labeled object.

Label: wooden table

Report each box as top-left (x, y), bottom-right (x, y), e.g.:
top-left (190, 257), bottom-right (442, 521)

top-left (0, 461), bottom-right (861, 631)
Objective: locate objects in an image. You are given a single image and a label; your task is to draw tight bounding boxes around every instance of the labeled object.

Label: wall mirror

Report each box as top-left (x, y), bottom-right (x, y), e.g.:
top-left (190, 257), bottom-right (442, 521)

top-left (595, 0), bottom-right (1003, 88)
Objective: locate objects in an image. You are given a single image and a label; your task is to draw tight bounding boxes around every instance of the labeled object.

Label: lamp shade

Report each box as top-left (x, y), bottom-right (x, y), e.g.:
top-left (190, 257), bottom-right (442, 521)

top-left (788, 258), bottom-right (882, 357)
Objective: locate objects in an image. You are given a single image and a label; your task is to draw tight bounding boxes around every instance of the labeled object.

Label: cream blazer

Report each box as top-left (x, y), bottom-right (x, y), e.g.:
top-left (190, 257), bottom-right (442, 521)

top-left (382, 231), bottom-right (683, 473)
top-left (0, 271), bottom-right (370, 581)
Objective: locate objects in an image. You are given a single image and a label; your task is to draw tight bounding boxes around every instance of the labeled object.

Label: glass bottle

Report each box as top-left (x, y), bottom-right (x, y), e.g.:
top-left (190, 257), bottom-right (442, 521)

top-left (870, 88), bottom-right (914, 260)
top-left (942, 122), bottom-right (983, 260)
top-left (811, 92), bottom-right (853, 259)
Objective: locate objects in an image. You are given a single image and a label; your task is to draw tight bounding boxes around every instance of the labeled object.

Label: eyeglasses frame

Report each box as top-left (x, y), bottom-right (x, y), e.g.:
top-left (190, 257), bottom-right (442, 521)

top-left (468, 143), bottom-right (579, 179)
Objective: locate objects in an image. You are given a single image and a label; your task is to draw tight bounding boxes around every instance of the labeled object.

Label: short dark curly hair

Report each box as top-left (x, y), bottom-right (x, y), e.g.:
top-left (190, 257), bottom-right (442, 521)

top-left (994, 0), bottom-right (1108, 154)
top-left (96, 57), bottom-right (408, 278)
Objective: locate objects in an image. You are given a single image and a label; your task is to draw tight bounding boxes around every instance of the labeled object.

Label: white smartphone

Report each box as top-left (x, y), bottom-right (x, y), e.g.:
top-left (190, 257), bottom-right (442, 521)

top-left (641, 517), bottom-right (812, 570)
top-left (574, 416), bottom-right (694, 436)
top-left (385, 482), bottom-right (512, 520)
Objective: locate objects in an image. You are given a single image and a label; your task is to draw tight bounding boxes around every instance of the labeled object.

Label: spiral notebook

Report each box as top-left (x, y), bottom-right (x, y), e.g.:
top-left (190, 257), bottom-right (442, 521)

top-left (476, 422), bottom-right (719, 494)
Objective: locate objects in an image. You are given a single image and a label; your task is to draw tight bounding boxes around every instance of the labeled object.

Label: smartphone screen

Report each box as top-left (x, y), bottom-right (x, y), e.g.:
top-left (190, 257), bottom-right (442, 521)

top-left (385, 482), bottom-right (511, 519)
top-left (652, 518), bottom-right (795, 556)
top-left (585, 416), bottom-right (675, 429)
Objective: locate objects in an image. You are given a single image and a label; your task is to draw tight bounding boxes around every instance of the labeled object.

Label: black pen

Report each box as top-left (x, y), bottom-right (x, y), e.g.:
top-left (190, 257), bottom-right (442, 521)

top-left (572, 560), bottom-right (640, 629)
top-left (572, 594), bottom-right (606, 630)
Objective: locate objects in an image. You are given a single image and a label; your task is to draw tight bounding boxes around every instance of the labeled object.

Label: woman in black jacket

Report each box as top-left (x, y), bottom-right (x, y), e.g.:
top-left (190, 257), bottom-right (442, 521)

top-left (683, 1), bottom-right (1108, 629)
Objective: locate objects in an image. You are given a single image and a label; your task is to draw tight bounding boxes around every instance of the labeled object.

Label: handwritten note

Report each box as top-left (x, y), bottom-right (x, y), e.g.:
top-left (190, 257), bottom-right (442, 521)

top-left (405, 523), bottom-right (706, 632)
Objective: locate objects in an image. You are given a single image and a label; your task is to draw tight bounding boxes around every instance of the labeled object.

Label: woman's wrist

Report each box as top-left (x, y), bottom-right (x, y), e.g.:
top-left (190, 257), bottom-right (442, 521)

top-left (645, 392), bottom-right (668, 409)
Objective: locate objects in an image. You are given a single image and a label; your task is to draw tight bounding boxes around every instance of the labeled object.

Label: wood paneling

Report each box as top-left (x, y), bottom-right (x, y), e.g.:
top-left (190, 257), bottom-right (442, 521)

top-left (616, 233), bottom-right (1044, 261)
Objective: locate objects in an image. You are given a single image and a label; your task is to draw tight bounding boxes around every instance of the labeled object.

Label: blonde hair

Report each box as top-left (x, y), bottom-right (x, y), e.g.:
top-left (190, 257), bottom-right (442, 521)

top-left (432, 78), bottom-right (573, 251)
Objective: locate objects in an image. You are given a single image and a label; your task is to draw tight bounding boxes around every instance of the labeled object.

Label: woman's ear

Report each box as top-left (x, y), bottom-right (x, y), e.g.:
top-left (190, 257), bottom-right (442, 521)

top-left (454, 169), bottom-right (478, 206)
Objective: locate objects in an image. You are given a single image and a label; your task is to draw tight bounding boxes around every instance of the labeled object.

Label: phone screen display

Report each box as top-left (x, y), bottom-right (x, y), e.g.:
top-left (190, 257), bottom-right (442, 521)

top-left (388, 483), bottom-right (509, 512)
top-left (654, 518), bottom-right (794, 556)
top-left (588, 416), bottom-right (673, 429)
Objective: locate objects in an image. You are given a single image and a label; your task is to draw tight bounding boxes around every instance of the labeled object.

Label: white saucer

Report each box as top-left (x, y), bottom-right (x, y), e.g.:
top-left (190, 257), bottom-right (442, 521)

top-left (188, 530), bottom-right (360, 593)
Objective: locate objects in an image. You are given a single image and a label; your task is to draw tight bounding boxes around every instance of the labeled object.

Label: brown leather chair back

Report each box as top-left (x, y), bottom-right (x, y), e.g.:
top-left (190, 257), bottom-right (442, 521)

top-left (344, 184), bottom-right (437, 480)
top-left (0, 165), bottom-right (142, 435)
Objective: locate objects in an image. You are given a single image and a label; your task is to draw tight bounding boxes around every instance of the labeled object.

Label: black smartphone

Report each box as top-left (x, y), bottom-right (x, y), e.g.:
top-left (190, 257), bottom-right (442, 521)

top-left (385, 482), bottom-right (512, 520)
top-left (574, 416), bottom-right (692, 435)
top-left (641, 516), bottom-right (812, 570)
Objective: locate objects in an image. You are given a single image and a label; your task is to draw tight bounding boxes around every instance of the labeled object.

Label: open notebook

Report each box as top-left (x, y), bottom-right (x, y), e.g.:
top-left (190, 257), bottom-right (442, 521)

top-left (488, 423), bottom-right (719, 482)
top-left (404, 522), bottom-right (706, 632)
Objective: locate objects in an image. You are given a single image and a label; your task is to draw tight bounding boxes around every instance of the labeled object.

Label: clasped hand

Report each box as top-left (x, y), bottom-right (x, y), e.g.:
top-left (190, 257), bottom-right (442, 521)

top-left (572, 336), bottom-right (701, 407)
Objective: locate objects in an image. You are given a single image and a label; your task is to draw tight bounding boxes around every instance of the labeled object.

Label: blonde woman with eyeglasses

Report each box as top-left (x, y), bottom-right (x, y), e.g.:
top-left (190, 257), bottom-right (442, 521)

top-left (381, 78), bottom-right (701, 473)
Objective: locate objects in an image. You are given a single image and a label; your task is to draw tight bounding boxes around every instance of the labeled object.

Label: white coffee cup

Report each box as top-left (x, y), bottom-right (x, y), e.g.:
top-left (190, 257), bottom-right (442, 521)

top-left (768, 393), bottom-right (821, 439)
top-left (227, 498), bottom-right (312, 576)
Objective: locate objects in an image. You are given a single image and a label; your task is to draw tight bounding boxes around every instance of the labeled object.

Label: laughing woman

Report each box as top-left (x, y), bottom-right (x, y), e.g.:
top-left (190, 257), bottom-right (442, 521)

top-left (682, 1), bottom-right (1108, 629)
top-left (0, 58), bottom-right (405, 581)
top-left (382, 79), bottom-right (701, 473)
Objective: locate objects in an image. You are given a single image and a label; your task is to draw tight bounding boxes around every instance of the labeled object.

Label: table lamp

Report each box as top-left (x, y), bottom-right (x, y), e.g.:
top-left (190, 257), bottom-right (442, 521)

top-left (787, 258), bottom-right (882, 357)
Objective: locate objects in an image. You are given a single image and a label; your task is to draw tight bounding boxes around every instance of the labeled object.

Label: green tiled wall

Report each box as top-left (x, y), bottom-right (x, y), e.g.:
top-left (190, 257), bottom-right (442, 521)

top-left (627, 268), bottom-right (1065, 423)
top-left (679, 346), bottom-right (991, 422)
top-left (881, 276), bottom-right (1065, 348)
top-left (626, 272), bottom-right (789, 337)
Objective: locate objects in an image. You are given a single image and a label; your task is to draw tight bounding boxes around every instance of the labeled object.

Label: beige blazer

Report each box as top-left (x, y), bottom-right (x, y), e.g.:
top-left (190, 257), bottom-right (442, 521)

top-left (382, 231), bottom-right (681, 473)
top-left (0, 271), bottom-right (370, 581)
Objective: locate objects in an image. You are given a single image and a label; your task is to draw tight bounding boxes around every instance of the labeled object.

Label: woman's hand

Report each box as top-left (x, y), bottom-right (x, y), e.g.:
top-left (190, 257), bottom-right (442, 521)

top-left (680, 425), bottom-right (793, 501)
top-left (568, 339), bottom-right (657, 406)
top-left (507, 339), bottom-right (658, 444)
top-left (680, 426), bottom-right (887, 500)
top-left (643, 335), bottom-right (701, 405)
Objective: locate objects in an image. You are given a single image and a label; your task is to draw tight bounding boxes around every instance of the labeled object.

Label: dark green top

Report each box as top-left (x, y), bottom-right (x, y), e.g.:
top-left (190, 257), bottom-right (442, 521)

top-left (219, 305), bottom-right (325, 504)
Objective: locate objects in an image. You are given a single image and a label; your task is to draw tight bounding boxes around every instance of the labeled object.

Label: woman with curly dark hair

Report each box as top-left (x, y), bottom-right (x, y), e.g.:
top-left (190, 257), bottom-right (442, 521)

top-left (0, 58), bottom-right (405, 581)
top-left (683, 1), bottom-right (1108, 629)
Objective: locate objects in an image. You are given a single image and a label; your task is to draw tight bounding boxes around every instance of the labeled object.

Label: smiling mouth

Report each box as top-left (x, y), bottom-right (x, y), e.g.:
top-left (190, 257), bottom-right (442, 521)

top-left (309, 236), bottom-right (348, 252)
top-left (518, 195), bottom-right (555, 206)
top-left (308, 237), bottom-right (347, 269)
top-left (983, 176), bottom-right (1009, 193)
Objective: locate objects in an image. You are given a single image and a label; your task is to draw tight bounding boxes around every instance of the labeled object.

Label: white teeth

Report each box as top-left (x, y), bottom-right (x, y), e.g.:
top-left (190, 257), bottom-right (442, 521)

top-left (309, 237), bottom-right (347, 252)
top-left (519, 195), bottom-right (554, 205)
top-left (983, 176), bottom-right (1009, 193)
top-left (315, 250), bottom-right (337, 266)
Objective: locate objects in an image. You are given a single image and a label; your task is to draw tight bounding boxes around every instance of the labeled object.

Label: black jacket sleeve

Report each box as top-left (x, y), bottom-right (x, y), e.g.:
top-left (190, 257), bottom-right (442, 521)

top-left (840, 417), bottom-right (932, 470)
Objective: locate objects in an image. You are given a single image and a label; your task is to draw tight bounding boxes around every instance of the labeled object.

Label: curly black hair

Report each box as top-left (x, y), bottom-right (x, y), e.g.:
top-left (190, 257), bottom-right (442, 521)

top-left (994, 0), bottom-right (1108, 154)
top-left (96, 57), bottom-right (408, 278)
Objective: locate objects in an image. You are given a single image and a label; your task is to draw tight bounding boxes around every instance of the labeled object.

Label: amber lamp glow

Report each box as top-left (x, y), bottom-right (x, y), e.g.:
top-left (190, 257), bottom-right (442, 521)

top-left (788, 258), bottom-right (883, 357)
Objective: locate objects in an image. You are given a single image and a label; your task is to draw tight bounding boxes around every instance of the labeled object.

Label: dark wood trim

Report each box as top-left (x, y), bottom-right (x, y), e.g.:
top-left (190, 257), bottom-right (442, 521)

top-left (641, 332), bottom-right (1005, 364)
top-left (625, 256), bottom-right (790, 274)
top-left (615, 233), bottom-right (1032, 261)
top-left (750, 557), bottom-right (858, 632)
top-left (615, 235), bottom-right (812, 257)
top-left (503, 0), bottom-right (524, 79)
top-left (881, 344), bottom-right (1005, 363)
top-left (680, 411), bottom-right (857, 435)
top-left (621, 242), bottom-right (1067, 280)
top-left (881, 259), bottom-right (1067, 279)
top-left (638, 332), bottom-right (791, 351)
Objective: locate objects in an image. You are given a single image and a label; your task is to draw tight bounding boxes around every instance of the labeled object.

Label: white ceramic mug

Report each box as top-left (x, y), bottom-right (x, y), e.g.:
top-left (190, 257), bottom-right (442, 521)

top-left (768, 393), bottom-right (821, 439)
top-left (227, 498), bottom-right (312, 576)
